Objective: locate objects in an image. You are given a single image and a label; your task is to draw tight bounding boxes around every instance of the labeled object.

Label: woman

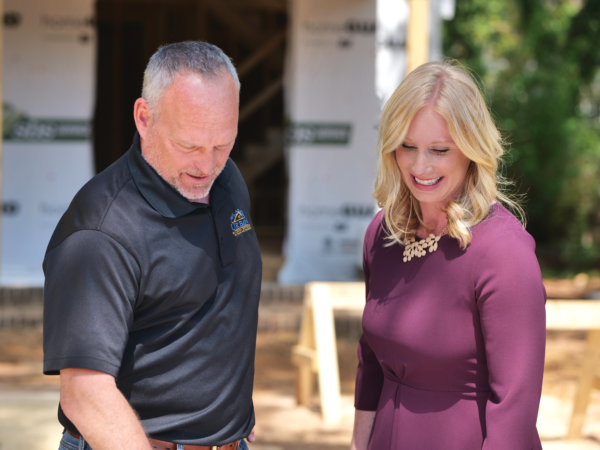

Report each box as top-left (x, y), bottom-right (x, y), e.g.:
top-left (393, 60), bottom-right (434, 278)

top-left (351, 61), bottom-right (546, 450)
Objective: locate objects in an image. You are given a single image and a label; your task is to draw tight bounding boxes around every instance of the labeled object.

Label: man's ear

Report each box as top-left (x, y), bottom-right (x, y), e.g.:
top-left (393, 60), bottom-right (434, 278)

top-left (134, 98), bottom-right (153, 140)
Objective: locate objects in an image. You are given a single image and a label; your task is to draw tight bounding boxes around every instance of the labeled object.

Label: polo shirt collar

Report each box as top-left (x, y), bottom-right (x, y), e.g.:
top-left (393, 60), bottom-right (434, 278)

top-left (127, 132), bottom-right (233, 218)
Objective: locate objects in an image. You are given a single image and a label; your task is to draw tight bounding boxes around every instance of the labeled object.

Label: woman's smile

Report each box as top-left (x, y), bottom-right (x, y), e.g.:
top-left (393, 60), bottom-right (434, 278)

top-left (412, 175), bottom-right (443, 188)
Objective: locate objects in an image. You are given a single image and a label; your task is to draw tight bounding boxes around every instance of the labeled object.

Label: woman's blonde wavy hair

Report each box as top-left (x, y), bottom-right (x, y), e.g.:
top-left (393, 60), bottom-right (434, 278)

top-left (374, 60), bottom-right (524, 250)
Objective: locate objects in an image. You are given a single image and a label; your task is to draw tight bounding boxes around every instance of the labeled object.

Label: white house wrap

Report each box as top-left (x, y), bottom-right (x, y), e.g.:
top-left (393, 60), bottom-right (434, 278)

top-left (2, 0), bottom-right (95, 285)
top-left (278, 0), bottom-right (381, 284)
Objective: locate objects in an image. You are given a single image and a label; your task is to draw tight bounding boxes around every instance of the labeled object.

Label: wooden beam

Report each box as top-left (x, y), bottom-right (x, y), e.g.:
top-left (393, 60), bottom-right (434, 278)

top-left (310, 284), bottom-right (342, 424)
top-left (594, 376), bottom-right (600, 392)
top-left (98, 0), bottom-right (194, 3)
top-left (237, 30), bottom-right (285, 78)
top-left (406, 0), bottom-right (430, 74)
top-left (239, 77), bottom-right (283, 123)
top-left (305, 282), bottom-right (365, 311)
top-left (204, 0), bottom-right (263, 47)
top-left (237, 149), bottom-right (282, 185)
top-left (568, 330), bottom-right (600, 439)
top-left (291, 345), bottom-right (317, 372)
top-left (546, 300), bottom-right (600, 330)
top-left (295, 300), bottom-right (317, 406)
top-left (234, 0), bottom-right (286, 12)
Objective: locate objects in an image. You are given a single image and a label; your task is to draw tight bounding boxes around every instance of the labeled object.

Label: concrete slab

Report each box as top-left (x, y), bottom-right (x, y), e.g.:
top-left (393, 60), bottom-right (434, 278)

top-left (2, 329), bottom-right (600, 450)
top-left (0, 391), bottom-right (63, 450)
top-left (3, 390), bottom-right (600, 450)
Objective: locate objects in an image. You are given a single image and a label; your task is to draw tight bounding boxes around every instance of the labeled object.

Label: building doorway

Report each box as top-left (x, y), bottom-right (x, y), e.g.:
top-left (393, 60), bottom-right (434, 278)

top-left (93, 0), bottom-right (288, 270)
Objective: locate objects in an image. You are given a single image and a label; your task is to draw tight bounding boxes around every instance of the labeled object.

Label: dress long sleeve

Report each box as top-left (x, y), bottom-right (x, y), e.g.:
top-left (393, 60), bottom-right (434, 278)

top-left (355, 333), bottom-right (385, 410)
top-left (476, 229), bottom-right (546, 449)
top-left (355, 218), bottom-right (385, 411)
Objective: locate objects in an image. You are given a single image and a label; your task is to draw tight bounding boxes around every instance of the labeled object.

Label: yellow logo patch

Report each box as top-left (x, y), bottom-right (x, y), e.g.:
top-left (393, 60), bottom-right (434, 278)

top-left (230, 209), bottom-right (252, 236)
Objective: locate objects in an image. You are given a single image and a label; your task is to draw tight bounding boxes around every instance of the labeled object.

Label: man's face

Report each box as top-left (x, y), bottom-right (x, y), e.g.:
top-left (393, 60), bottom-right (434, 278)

top-left (136, 73), bottom-right (239, 202)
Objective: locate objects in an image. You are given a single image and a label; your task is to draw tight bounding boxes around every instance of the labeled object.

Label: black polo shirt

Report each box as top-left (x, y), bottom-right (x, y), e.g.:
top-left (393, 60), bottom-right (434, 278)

top-left (43, 133), bottom-right (262, 445)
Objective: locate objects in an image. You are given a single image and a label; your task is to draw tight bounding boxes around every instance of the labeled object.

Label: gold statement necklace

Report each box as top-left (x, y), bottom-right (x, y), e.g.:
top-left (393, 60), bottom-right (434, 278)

top-left (402, 227), bottom-right (448, 263)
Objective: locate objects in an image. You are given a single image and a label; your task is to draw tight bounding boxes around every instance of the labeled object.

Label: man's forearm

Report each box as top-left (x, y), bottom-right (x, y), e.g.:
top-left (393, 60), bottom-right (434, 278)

top-left (60, 369), bottom-right (152, 450)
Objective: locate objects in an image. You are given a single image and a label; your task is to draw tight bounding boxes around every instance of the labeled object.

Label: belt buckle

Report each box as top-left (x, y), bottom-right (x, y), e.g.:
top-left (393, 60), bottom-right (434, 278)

top-left (211, 447), bottom-right (219, 450)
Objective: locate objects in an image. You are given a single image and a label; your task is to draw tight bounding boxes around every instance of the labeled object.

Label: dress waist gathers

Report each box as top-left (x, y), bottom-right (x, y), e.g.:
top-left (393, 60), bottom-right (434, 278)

top-left (369, 377), bottom-right (491, 450)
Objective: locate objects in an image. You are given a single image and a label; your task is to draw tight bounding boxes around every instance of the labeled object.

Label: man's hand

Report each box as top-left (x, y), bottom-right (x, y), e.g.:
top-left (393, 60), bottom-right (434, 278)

top-left (60, 368), bottom-right (152, 450)
top-left (247, 428), bottom-right (255, 443)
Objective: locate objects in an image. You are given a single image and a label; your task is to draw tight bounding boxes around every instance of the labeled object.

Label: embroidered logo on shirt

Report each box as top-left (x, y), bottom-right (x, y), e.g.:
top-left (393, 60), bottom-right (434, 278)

top-left (231, 209), bottom-right (252, 236)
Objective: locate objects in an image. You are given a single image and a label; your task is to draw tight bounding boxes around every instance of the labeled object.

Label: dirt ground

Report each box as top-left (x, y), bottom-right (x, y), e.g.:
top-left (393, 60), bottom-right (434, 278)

top-left (2, 328), bottom-right (600, 450)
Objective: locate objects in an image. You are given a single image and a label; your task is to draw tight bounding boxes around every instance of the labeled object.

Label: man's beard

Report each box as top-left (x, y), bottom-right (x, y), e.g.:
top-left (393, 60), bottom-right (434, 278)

top-left (142, 129), bottom-right (224, 202)
top-left (166, 167), bottom-right (220, 201)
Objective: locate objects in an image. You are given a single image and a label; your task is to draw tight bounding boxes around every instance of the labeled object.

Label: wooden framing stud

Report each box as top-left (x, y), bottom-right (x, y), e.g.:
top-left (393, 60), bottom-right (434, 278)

top-left (567, 329), bottom-right (600, 439)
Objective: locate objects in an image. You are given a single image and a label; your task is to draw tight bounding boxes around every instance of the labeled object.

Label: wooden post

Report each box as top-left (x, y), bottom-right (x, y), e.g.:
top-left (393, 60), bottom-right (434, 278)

top-left (237, 30), bottom-right (286, 78)
top-left (293, 296), bottom-right (316, 406)
top-left (568, 330), bottom-right (600, 439)
top-left (204, 0), bottom-right (263, 48)
top-left (238, 78), bottom-right (283, 123)
top-left (406, 0), bottom-right (430, 74)
top-left (311, 284), bottom-right (342, 424)
top-left (292, 283), bottom-right (365, 423)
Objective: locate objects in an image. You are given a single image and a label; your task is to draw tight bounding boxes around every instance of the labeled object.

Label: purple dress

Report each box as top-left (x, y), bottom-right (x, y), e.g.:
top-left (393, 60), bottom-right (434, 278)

top-left (355, 204), bottom-right (545, 450)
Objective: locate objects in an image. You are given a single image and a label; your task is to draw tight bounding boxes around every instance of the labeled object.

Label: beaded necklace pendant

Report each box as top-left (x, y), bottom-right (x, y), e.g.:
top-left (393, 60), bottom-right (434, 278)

top-left (402, 227), bottom-right (448, 262)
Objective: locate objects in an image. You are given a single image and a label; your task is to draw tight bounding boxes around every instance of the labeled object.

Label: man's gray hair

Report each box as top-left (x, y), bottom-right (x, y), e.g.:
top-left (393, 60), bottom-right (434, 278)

top-left (142, 41), bottom-right (240, 114)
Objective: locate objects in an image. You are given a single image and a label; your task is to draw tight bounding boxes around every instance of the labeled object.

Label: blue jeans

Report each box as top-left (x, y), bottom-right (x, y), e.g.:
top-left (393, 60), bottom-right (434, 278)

top-left (58, 430), bottom-right (91, 450)
top-left (58, 430), bottom-right (250, 450)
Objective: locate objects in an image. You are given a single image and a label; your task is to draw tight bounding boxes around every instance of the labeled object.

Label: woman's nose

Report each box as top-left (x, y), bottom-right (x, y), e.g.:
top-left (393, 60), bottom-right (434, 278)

top-left (412, 150), bottom-right (431, 175)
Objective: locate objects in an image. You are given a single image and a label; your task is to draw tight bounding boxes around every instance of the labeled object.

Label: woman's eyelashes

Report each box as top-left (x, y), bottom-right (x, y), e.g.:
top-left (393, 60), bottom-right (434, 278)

top-left (400, 143), bottom-right (449, 154)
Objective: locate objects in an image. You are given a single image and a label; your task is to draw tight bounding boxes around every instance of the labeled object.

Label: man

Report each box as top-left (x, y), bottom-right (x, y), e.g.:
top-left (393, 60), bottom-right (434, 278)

top-left (43, 41), bottom-right (261, 450)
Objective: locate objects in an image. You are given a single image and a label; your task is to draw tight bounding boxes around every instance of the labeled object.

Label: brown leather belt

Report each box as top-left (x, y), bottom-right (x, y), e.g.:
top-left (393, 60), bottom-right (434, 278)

top-left (66, 430), bottom-right (240, 450)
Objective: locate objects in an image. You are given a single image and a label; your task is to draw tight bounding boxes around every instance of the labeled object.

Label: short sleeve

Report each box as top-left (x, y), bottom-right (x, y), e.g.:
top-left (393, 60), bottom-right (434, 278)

top-left (354, 212), bottom-right (385, 410)
top-left (476, 229), bottom-right (546, 449)
top-left (43, 230), bottom-right (140, 376)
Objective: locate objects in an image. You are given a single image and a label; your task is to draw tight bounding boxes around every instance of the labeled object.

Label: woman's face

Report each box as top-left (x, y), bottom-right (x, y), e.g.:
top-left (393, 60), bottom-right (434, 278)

top-left (395, 107), bottom-right (471, 208)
